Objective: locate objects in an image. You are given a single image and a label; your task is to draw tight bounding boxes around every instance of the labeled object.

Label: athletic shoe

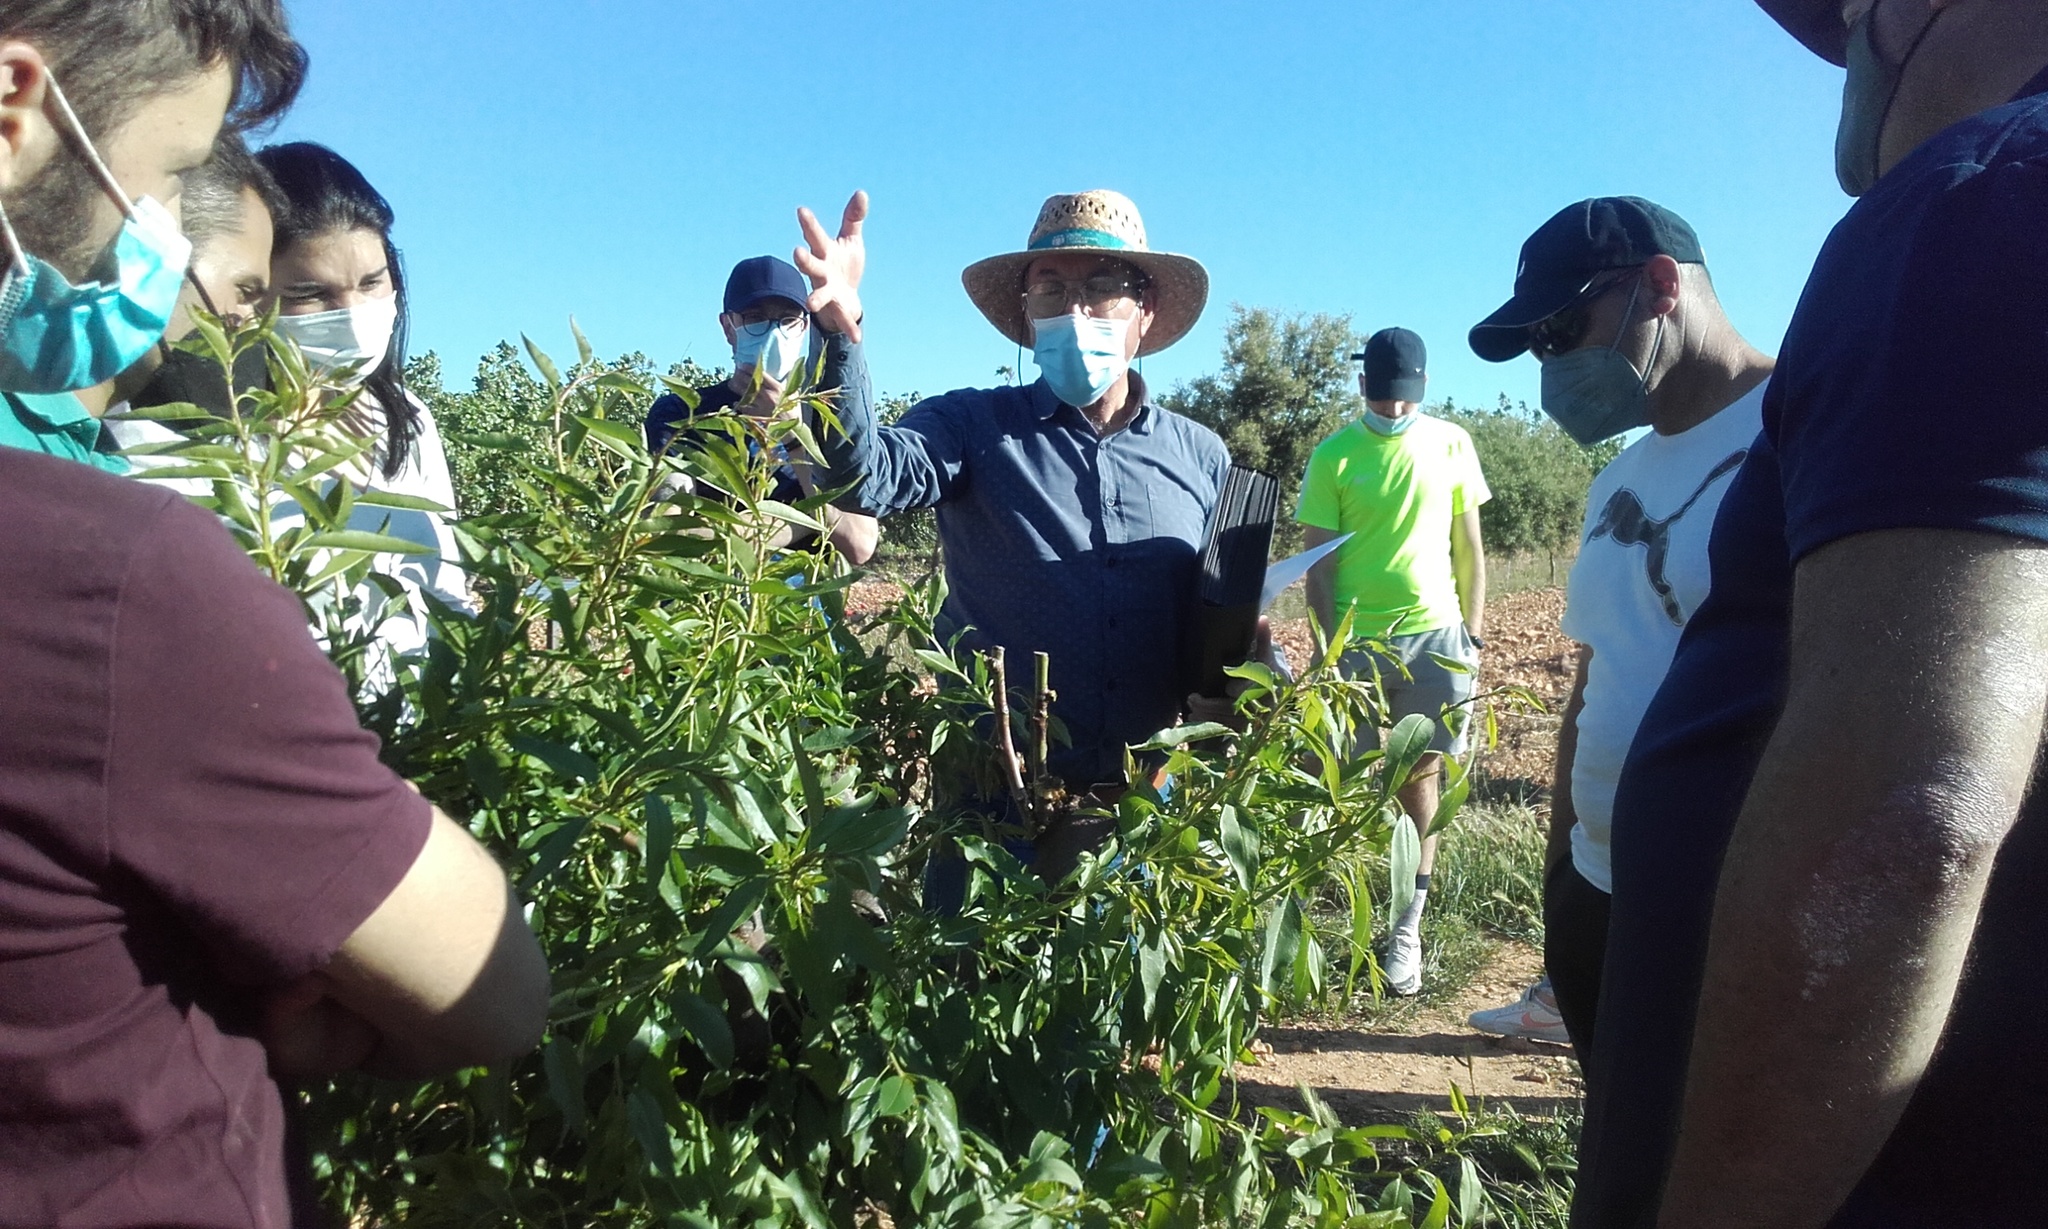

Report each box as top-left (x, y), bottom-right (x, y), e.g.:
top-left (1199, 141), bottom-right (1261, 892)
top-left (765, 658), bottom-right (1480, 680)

top-left (1383, 926), bottom-right (1423, 997)
top-left (1467, 975), bottom-right (1570, 1044)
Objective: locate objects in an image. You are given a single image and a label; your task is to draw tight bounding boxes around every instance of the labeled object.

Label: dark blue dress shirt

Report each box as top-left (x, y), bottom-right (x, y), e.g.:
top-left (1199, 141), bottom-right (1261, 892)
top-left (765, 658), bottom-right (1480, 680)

top-left (816, 335), bottom-right (1230, 787)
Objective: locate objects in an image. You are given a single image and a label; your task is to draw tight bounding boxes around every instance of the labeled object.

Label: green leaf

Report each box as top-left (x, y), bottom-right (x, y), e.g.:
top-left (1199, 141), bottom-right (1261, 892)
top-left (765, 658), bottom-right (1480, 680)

top-left (508, 734), bottom-right (603, 783)
top-left (875, 1074), bottom-right (916, 1121)
top-left (351, 489), bottom-right (451, 512)
top-left (693, 881), bottom-right (769, 958)
top-left (625, 1087), bottom-right (674, 1177)
top-left (541, 1038), bottom-right (585, 1138)
top-left (1388, 816), bottom-right (1421, 934)
top-left (303, 529), bottom-right (433, 555)
top-left (1456, 1156), bottom-right (1482, 1227)
top-left (1219, 804), bottom-right (1257, 892)
top-left (572, 414), bottom-right (644, 459)
top-left (1259, 896), bottom-right (1304, 998)
top-left (1383, 712), bottom-right (1435, 788)
top-left (522, 816), bottom-right (589, 888)
top-left (1133, 721), bottom-right (1234, 751)
top-left (522, 334), bottom-right (563, 389)
top-left (1138, 927), bottom-right (1168, 1022)
top-left (669, 991), bottom-right (735, 1069)
top-left (445, 430), bottom-right (531, 452)
top-left (642, 793), bottom-right (674, 877)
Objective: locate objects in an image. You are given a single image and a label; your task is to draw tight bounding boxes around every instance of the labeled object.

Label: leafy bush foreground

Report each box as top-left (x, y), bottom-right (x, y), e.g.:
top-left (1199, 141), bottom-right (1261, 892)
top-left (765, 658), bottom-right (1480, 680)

top-left (129, 318), bottom-right (1573, 1227)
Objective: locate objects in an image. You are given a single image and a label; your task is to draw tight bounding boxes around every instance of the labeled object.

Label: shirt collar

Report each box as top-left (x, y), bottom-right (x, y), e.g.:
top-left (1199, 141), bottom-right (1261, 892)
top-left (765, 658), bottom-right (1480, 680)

top-left (6, 389), bottom-right (100, 442)
top-left (1028, 371), bottom-right (1157, 433)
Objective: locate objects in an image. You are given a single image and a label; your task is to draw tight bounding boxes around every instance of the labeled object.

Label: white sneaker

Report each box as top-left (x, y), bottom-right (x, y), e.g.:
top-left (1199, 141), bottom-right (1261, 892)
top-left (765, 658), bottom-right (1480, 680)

top-left (1468, 976), bottom-right (1570, 1044)
top-left (1383, 926), bottom-right (1423, 997)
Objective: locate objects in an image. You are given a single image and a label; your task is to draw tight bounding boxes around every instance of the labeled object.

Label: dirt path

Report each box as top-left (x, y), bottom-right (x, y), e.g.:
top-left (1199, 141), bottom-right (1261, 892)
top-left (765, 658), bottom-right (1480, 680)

top-left (1237, 941), bottom-right (1581, 1125)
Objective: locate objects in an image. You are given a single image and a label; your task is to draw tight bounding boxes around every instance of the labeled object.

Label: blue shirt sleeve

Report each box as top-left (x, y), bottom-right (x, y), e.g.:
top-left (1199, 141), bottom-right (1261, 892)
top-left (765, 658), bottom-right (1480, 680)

top-left (1781, 157), bottom-right (2048, 559)
top-left (815, 330), bottom-right (972, 518)
top-left (645, 392), bottom-right (692, 455)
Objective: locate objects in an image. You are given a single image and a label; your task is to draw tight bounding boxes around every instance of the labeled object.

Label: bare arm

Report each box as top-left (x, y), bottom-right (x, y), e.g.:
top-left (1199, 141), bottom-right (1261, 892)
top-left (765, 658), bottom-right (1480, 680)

top-left (1656, 528), bottom-right (2048, 1229)
top-left (1546, 647), bottom-right (1590, 880)
top-left (1302, 524), bottom-right (1342, 648)
top-left (1450, 508), bottom-right (1486, 638)
top-left (267, 807), bottom-right (551, 1079)
top-left (829, 511), bottom-right (880, 565)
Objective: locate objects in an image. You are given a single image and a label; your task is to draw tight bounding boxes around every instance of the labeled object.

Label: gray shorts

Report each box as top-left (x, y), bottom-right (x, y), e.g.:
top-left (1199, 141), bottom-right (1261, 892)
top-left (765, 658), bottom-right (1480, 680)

top-left (1340, 622), bottom-right (1480, 757)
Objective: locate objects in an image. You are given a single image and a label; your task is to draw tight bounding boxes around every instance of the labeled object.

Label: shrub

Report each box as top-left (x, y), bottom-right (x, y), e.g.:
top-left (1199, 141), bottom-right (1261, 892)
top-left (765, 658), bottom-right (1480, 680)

top-left (130, 316), bottom-right (1568, 1227)
top-left (1435, 396), bottom-right (1620, 557)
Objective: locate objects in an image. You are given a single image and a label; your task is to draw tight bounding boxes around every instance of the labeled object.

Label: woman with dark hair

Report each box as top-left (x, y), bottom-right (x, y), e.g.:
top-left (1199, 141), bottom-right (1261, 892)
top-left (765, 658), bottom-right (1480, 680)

top-left (256, 140), bottom-right (467, 665)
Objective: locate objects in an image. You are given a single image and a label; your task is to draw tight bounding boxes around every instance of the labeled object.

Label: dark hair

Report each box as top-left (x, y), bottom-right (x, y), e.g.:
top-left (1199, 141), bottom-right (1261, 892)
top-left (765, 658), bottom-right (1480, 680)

top-left (3, 0), bottom-right (307, 137)
top-left (257, 141), bottom-right (418, 479)
top-left (179, 131), bottom-right (284, 251)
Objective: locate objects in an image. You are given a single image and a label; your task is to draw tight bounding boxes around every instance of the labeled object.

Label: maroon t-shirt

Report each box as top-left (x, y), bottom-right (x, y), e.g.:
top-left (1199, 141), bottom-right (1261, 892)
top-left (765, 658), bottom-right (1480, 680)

top-left (0, 449), bottom-right (433, 1228)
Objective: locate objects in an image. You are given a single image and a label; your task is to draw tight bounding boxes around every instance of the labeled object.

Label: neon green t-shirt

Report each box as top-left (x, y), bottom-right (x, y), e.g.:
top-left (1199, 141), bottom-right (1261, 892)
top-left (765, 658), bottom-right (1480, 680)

top-left (1295, 414), bottom-right (1489, 638)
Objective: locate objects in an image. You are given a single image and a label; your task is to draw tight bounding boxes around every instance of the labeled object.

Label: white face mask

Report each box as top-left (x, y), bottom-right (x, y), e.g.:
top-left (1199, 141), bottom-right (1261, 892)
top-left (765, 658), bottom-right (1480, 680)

top-left (274, 296), bottom-right (399, 387)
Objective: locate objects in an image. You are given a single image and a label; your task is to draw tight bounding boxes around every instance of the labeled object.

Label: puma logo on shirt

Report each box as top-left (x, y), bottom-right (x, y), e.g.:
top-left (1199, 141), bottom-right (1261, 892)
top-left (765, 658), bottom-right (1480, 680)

top-left (1588, 450), bottom-right (1749, 625)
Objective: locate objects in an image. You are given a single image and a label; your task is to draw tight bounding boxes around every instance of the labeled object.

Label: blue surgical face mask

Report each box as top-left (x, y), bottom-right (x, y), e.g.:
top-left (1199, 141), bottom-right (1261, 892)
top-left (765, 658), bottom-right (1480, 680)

top-left (732, 317), bottom-right (807, 384)
top-left (1362, 408), bottom-right (1417, 437)
top-left (0, 75), bottom-right (193, 394)
top-left (1538, 278), bottom-right (1665, 447)
top-left (1031, 312), bottom-right (1130, 409)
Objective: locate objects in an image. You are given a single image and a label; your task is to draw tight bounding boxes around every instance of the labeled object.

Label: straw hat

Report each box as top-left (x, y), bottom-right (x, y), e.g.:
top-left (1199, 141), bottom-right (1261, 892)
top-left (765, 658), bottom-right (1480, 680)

top-left (961, 190), bottom-right (1208, 357)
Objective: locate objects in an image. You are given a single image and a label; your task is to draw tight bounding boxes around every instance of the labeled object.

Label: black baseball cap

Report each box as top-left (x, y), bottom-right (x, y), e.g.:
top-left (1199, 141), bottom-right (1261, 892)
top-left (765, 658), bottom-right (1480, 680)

top-left (1359, 327), bottom-right (1427, 402)
top-left (1755, 0), bottom-right (1849, 66)
top-left (723, 255), bottom-right (810, 315)
top-left (1467, 197), bottom-right (1705, 363)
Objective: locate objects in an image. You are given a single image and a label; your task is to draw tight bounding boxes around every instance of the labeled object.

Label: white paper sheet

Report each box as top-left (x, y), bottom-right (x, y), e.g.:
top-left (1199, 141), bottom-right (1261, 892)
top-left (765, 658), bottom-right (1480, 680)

top-left (1259, 532), bottom-right (1351, 611)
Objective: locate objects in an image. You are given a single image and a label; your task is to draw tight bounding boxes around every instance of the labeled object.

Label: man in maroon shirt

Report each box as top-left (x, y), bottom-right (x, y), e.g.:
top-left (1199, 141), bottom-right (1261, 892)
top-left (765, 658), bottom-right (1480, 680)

top-left (0, 6), bottom-right (551, 1226)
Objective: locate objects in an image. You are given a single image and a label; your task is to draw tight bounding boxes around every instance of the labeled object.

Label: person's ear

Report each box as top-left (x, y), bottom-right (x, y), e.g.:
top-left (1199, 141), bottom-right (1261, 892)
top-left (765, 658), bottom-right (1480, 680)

top-left (0, 42), bottom-right (56, 196)
top-left (1643, 254), bottom-right (1684, 318)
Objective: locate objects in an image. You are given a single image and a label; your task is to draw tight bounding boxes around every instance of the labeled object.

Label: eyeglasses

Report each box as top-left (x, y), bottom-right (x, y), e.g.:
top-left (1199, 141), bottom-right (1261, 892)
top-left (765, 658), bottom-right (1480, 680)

top-left (730, 311), bottom-right (807, 337)
top-left (1528, 271), bottom-right (1636, 360)
top-left (1022, 274), bottom-right (1145, 319)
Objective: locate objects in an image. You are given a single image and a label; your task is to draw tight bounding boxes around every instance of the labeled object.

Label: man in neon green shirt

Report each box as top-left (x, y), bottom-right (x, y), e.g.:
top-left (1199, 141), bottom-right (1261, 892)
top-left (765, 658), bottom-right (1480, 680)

top-left (1300, 327), bottom-right (1488, 996)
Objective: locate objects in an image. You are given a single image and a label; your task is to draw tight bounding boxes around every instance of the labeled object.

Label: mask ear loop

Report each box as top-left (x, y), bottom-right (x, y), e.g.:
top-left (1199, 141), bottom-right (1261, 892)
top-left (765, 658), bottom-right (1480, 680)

top-left (41, 72), bottom-right (141, 221)
top-left (0, 200), bottom-right (31, 280)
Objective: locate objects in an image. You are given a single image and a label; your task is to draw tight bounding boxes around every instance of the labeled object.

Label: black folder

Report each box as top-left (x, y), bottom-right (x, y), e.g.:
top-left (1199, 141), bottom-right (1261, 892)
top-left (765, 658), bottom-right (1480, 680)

top-left (1186, 466), bottom-right (1279, 698)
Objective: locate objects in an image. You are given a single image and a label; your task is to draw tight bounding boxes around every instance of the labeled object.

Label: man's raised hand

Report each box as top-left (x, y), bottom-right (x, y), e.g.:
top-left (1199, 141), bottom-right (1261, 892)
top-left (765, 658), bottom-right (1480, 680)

top-left (795, 189), bottom-right (867, 343)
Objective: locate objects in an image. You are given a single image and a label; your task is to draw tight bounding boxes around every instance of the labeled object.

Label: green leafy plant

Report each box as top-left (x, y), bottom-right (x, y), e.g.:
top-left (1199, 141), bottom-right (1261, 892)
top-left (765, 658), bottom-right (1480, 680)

top-left (130, 316), bottom-right (1570, 1226)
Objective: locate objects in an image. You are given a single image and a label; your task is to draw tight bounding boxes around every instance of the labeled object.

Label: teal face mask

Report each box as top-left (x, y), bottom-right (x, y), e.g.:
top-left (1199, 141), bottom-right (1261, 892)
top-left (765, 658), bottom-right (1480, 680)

top-left (1362, 409), bottom-right (1417, 437)
top-left (0, 74), bottom-right (193, 394)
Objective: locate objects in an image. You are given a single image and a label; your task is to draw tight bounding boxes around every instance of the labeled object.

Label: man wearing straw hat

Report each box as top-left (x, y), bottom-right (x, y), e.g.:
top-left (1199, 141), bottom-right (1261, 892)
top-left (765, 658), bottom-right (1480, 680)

top-left (809, 189), bottom-right (1230, 821)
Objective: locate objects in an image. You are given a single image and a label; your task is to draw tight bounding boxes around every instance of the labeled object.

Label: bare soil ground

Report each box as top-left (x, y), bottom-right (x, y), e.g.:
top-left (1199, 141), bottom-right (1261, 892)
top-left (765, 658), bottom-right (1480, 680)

top-left (846, 579), bottom-right (1585, 1127)
top-left (1235, 939), bottom-right (1581, 1125)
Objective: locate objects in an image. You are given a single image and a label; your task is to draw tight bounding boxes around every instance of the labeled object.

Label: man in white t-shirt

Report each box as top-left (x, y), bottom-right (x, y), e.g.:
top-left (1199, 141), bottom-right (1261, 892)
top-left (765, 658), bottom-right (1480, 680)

top-left (1461, 198), bottom-right (1774, 1064)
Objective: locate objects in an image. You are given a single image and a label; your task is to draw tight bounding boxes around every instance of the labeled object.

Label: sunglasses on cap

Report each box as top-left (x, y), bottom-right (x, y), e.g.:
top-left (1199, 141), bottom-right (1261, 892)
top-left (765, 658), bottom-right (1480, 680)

top-left (1528, 268), bottom-right (1640, 360)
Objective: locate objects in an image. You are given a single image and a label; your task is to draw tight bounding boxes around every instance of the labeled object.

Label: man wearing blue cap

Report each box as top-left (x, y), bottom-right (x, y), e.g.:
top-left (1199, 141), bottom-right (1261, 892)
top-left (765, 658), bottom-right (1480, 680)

top-left (1571, 4), bottom-right (2048, 1226)
top-left (1461, 198), bottom-right (1773, 1056)
top-left (645, 249), bottom-right (877, 562)
top-left (1298, 326), bottom-right (1490, 997)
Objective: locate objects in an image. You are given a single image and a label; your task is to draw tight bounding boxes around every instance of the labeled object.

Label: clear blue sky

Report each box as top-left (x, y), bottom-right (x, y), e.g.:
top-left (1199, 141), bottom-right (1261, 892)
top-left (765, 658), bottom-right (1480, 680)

top-left (270, 0), bottom-right (1849, 411)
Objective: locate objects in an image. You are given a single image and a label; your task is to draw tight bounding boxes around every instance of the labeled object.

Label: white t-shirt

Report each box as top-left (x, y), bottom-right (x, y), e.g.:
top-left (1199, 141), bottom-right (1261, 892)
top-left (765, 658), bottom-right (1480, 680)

top-left (1560, 381), bottom-right (1767, 892)
top-left (116, 388), bottom-right (468, 671)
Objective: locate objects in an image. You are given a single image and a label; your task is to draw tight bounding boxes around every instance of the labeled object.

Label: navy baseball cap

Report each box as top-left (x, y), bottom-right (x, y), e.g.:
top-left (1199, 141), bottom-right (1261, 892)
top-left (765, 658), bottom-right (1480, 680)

top-left (1360, 327), bottom-right (1427, 402)
top-left (723, 256), bottom-right (810, 315)
top-left (1468, 197), bottom-right (1705, 363)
